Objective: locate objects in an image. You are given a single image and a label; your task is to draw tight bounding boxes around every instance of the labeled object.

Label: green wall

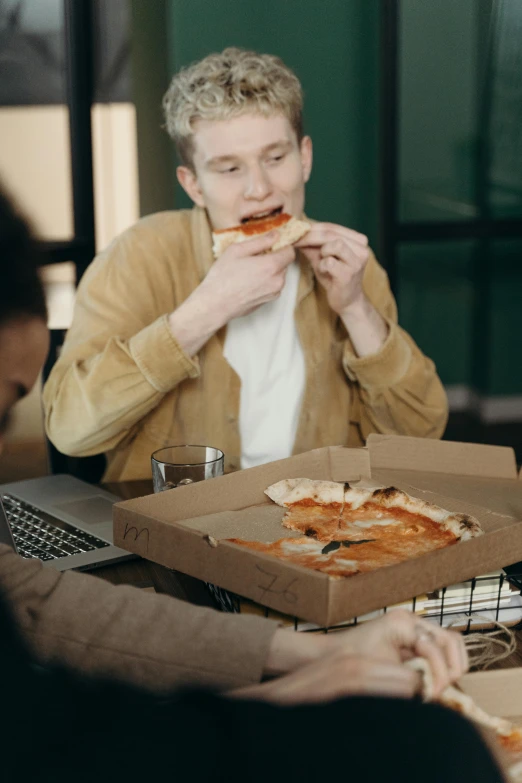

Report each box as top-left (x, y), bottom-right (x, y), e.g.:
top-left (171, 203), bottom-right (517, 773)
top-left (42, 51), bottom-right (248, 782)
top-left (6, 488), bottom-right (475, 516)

top-left (130, 1), bottom-right (522, 399)
top-left (398, 237), bottom-right (522, 396)
top-left (396, 0), bottom-right (522, 397)
top-left (398, 241), bottom-right (476, 388)
top-left (488, 240), bottom-right (522, 395)
top-left (130, 0), bottom-right (177, 215)
top-left (165, 0), bottom-right (380, 245)
top-left (399, 0), bottom-right (481, 222)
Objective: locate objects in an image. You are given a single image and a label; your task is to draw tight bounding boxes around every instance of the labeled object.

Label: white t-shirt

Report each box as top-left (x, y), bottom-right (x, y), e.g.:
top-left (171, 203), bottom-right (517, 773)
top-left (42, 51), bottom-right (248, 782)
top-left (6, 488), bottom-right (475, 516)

top-left (223, 262), bottom-right (306, 469)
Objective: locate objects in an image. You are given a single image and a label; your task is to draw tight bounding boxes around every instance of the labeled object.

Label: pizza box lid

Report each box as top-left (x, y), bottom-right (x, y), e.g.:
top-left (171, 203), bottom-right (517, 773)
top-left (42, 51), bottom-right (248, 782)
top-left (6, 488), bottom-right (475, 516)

top-left (113, 436), bottom-right (522, 626)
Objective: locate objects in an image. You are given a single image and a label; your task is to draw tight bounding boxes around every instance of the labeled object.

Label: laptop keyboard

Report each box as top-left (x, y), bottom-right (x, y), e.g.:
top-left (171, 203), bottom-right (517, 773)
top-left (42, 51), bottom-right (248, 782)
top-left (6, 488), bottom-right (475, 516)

top-left (1, 494), bottom-right (110, 561)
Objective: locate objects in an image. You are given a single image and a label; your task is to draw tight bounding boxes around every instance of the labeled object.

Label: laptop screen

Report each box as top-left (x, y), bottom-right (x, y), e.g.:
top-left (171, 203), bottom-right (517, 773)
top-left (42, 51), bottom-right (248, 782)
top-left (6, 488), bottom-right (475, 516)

top-left (0, 496), bottom-right (17, 552)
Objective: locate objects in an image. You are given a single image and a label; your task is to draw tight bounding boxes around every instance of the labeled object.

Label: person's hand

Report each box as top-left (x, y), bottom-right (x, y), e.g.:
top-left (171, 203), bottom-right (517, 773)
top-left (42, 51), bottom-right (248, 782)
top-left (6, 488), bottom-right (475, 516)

top-left (295, 222), bottom-right (388, 356)
top-left (231, 649), bottom-right (420, 705)
top-left (168, 230), bottom-right (295, 356)
top-left (321, 610), bottom-right (468, 696)
top-left (200, 230), bottom-right (296, 321)
top-left (295, 222), bottom-right (370, 317)
top-left (255, 610), bottom-right (468, 706)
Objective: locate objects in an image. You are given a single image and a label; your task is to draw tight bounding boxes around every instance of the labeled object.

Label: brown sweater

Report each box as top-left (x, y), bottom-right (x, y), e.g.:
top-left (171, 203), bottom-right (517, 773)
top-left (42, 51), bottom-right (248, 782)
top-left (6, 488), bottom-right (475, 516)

top-left (43, 207), bottom-right (448, 482)
top-left (0, 543), bottom-right (278, 692)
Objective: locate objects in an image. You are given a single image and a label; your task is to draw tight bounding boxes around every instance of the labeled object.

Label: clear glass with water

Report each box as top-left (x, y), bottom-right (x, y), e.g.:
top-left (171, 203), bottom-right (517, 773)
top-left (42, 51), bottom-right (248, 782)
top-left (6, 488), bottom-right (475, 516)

top-left (151, 445), bottom-right (224, 493)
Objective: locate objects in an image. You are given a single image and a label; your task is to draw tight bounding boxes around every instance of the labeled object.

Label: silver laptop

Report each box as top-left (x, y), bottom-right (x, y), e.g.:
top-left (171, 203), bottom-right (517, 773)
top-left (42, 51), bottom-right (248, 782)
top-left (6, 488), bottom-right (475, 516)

top-left (0, 474), bottom-right (134, 571)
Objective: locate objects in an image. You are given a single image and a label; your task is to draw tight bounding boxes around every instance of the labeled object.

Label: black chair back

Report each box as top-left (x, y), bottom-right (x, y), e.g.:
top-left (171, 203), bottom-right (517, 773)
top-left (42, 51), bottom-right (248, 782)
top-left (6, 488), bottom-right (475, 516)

top-left (43, 329), bottom-right (106, 484)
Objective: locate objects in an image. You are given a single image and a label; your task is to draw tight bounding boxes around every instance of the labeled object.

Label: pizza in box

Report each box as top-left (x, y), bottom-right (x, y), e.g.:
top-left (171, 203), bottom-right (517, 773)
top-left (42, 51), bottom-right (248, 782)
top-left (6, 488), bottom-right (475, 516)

top-left (228, 479), bottom-right (483, 578)
top-left (230, 479), bottom-right (522, 777)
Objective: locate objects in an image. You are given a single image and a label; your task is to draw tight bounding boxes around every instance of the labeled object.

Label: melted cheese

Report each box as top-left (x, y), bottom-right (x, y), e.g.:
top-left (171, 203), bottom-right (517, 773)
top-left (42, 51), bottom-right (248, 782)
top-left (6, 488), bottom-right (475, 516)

top-left (229, 498), bottom-right (459, 578)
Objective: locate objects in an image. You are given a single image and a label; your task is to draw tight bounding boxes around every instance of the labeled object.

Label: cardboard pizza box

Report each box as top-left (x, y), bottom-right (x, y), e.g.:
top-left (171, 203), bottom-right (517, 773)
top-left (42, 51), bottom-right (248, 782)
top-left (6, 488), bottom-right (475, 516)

top-left (113, 435), bottom-right (522, 626)
top-left (460, 669), bottom-right (522, 724)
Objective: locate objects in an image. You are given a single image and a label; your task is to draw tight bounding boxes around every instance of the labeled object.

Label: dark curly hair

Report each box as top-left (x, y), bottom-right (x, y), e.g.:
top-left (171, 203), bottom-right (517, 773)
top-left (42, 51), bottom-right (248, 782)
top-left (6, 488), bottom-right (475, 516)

top-left (0, 184), bottom-right (47, 327)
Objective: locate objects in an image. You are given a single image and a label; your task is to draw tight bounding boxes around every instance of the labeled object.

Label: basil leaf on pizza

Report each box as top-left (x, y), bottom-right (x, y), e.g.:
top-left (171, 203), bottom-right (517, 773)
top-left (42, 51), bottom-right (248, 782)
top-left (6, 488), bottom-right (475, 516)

top-left (321, 541), bottom-right (341, 555)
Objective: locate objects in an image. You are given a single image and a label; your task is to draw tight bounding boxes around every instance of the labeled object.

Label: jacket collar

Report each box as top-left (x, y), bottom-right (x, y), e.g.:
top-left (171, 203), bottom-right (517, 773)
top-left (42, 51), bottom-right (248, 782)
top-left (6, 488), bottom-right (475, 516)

top-left (190, 206), bottom-right (215, 281)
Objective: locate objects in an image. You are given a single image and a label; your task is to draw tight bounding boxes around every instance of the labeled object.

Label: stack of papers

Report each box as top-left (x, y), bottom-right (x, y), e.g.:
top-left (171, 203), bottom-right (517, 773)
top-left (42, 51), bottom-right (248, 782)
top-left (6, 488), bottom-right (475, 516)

top-left (423, 572), bottom-right (513, 617)
top-left (425, 595), bottom-right (522, 631)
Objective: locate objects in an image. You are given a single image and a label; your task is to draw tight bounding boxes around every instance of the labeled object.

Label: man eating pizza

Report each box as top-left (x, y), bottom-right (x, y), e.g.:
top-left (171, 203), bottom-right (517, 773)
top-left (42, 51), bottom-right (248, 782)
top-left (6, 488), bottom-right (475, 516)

top-left (43, 47), bottom-right (448, 482)
top-left (0, 183), bottom-right (463, 704)
top-left (0, 184), bottom-right (507, 783)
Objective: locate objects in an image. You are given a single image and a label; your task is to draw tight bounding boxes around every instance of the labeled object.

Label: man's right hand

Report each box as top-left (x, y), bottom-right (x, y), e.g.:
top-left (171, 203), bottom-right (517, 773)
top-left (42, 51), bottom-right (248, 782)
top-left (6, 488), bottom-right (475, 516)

top-left (203, 230), bottom-right (296, 320)
top-left (168, 231), bottom-right (295, 357)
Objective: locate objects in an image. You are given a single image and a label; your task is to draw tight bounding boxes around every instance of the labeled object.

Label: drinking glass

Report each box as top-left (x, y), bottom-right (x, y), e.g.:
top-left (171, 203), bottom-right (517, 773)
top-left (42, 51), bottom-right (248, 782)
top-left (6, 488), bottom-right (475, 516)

top-left (151, 445), bottom-right (234, 610)
top-left (151, 445), bottom-right (224, 493)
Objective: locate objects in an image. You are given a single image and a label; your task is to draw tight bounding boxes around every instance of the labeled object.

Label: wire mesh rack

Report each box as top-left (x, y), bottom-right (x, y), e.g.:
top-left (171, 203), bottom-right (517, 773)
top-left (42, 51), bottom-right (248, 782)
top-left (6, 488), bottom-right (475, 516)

top-left (207, 567), bottom-right (522, 634)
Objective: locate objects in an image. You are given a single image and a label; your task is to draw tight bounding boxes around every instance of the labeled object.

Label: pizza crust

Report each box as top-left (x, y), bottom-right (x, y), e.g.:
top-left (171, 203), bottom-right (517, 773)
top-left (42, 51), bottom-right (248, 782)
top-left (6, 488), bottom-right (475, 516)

top-left (440, 683), bottom-right (513, 736)
top-left (343, 487), bottom-right (376, 510)
top-left (407, 657), bottom-right (511, 735)
top-left (266, 479), bottom-right (484, 541)
top-left (356, 486), bottom-right (483, 541)
top-left (406, 657), bottom-right (522, 781)
top-left (265, 478), bottom-right (344, 507)
top-left (408, 656), bottom-right (522, 776)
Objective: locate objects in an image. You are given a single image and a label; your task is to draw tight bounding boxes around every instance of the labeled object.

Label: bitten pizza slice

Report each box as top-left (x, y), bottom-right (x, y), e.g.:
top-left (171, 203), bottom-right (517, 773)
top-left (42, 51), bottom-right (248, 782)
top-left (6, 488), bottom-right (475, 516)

top-left (265, 478), bottom-right (345, 543)
top-left (212, 212), bottom-right (311, 257)
top-left (408, 658), bottom-right (522, 781)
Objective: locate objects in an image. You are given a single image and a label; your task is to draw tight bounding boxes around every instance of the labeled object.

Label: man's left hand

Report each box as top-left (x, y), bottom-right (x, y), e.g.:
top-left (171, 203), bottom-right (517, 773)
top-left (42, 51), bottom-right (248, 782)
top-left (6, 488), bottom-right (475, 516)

top-left (295, 222), bottom-right (370, 317)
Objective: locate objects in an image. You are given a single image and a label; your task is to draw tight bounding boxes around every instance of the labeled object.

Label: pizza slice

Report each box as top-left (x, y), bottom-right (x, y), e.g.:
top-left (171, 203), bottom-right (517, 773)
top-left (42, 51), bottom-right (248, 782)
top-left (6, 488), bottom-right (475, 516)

top-left (408, 657), bottom-right (522, 780)
top-left (228, 479), bottom-right (484, 579)
top-left (226, 535), bottom-right (361, 578)
top-left (265, 478), bottom-right (344, 542)
top-left (212, 212), bottom-right (310, 258)
top-left (445, 693), bottom-right (522, 783)
top-left (339, 485), bottom-right (483, 542)
top-left (227, 525), bottom-right (467, 579)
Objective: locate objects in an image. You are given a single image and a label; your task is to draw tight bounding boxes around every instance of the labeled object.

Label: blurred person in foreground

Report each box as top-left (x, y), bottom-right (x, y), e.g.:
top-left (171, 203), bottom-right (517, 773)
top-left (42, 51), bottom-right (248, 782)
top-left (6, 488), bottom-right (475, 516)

top-left (43, 48), bottom-right (448, 482)
top-left (0, 185), bottom-right (504, 782)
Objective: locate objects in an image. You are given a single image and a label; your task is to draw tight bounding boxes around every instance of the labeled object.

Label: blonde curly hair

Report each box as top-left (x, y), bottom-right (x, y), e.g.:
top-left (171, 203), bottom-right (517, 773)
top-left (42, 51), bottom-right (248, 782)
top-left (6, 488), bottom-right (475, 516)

top-left (163, 47), bottom-right (304, 166)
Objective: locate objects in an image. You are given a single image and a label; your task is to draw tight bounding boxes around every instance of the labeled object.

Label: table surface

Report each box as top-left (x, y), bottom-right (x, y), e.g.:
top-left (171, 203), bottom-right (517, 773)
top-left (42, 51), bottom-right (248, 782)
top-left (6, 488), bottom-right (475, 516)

top-left (101, 480), bottom-right (522, 670)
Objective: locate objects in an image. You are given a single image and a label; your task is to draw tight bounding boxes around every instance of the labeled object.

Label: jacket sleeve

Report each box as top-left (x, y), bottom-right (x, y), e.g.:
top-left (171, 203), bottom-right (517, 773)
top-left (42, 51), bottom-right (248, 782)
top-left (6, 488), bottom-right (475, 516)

top-left (42, 218), bottom-right (200, 457)
top-left (0, 544), bottom-right (279, 693)
top-left (342, 253), bottom-right (448, 440)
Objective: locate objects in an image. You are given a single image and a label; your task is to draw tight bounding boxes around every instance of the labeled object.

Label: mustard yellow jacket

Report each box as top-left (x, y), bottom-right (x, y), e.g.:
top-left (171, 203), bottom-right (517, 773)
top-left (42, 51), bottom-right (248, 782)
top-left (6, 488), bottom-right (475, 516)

top-left (43, 208), bottom-right (448, 482)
